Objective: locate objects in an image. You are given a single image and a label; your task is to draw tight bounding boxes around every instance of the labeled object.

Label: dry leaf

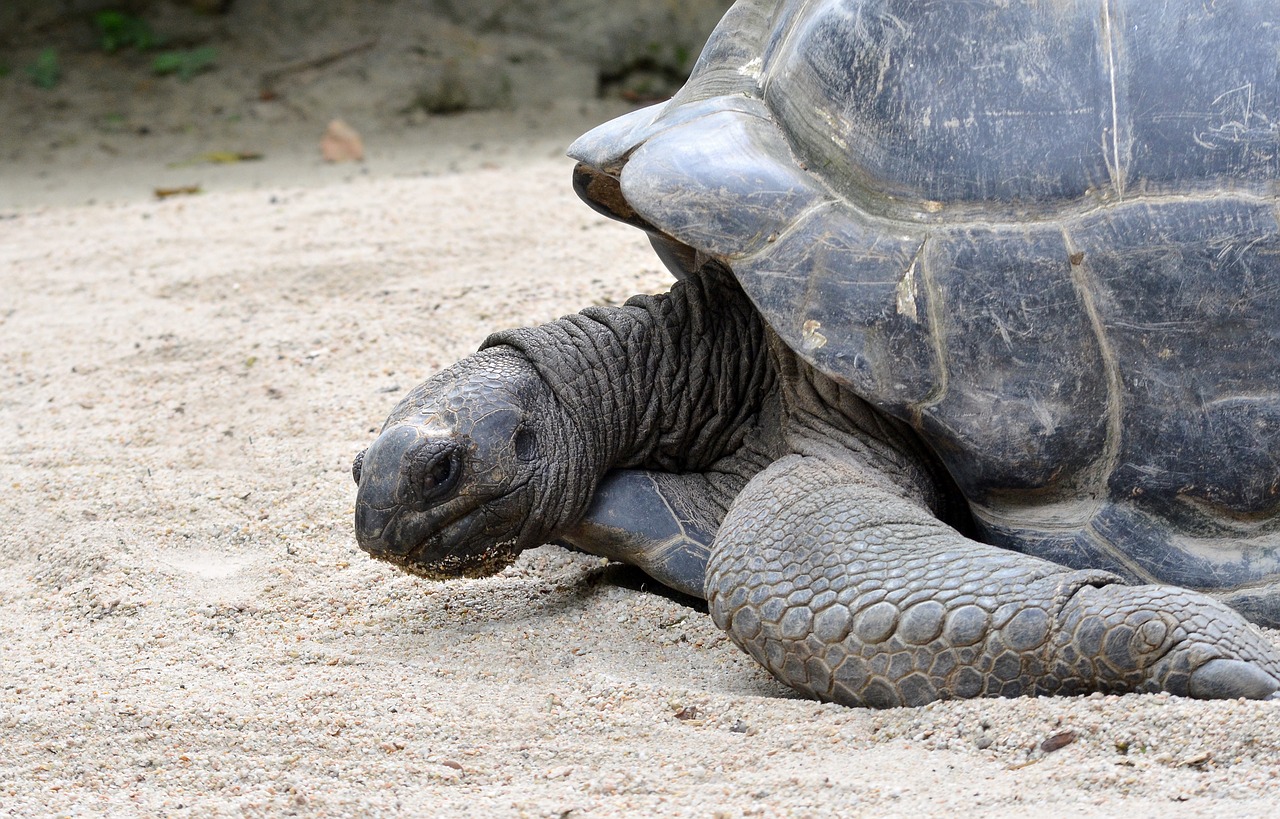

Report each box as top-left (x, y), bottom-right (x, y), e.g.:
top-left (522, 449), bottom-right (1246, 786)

top-left (154, 185), bottom-right (202, 199)
top-left (200, 151), bottom-right (263, 164)
top-left (1180, 751), bottom-right (1212, 767)
top-left (168, 151), bottom-right (264, 168)
top-left (1040, 730), bottom-right (1078, 753)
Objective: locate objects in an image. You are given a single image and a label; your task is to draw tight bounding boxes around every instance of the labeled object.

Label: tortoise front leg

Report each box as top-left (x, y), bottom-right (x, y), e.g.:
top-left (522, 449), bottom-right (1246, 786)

top-left (554, 437), bottom-right (772, 597)
top-left (707, 455), bottom-right (1280, 707)
top-left (555, 469), bottom-right (722, 598)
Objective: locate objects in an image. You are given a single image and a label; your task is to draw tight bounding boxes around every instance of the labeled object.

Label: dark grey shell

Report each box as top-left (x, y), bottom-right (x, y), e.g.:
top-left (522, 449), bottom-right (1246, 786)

top-left (569, 0), bottom-right (1280, 612)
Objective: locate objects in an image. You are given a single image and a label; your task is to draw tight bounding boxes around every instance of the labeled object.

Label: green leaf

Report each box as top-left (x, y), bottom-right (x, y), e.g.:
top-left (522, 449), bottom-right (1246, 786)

top-left (94, 11), bottom-right (160, 53)
top-left (26, 48), bottom-right (60, 89)
top-left (151, 47), bottom-right (217, 81)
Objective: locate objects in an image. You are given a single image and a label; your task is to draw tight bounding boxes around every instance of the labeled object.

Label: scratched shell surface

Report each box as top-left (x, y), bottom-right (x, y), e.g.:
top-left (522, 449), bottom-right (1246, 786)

top-left (568, 0), bottom-right (1280, 610)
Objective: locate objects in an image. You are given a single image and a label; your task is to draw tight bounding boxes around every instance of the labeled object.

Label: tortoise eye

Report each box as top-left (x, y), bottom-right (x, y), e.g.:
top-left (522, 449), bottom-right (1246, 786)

top-left (425, 454), bottom-right (453, 489)
top-left (404, 442), bottom-right (463, 505)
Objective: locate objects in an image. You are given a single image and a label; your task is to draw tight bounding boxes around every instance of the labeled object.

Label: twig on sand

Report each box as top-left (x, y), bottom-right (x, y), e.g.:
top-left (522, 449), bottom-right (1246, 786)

top-left (259, 38), bottom-right (379, 95)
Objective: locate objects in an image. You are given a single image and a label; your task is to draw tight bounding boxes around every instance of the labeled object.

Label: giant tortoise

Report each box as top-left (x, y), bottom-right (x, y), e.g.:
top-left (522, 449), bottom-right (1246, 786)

top-left (353, 0), bottom-right (1280, 706)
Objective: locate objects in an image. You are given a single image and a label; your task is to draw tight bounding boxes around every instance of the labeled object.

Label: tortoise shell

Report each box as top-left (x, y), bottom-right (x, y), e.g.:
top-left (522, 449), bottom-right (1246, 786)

top-left (569, 0), bottom-right (1280, 617)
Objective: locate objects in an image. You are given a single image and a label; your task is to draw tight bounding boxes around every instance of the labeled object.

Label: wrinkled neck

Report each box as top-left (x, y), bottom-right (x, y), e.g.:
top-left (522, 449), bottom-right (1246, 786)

top-left (772, 337), bottom-right (971, 533)
top-left (482, 265), bottom-right (775, 478)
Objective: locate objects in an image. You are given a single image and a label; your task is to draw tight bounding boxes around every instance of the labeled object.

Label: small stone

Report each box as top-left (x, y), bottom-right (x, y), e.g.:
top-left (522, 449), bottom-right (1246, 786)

top-left (321, 119), bottom-right (364, 162)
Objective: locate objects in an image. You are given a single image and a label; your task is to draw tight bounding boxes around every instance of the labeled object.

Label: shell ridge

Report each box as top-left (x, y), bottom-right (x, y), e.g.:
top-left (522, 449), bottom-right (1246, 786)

top-left (1061, 225), bottom-right (1124, 510)
top-left (901, 235), bottom-right (948, 422)
top-left (1100, 0), bottom-right (1128, 200)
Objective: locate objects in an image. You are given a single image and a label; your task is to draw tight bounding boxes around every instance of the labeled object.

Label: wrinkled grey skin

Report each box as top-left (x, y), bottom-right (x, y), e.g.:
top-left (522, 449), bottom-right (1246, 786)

top-left (354, 0), bottom-right (1280, 706)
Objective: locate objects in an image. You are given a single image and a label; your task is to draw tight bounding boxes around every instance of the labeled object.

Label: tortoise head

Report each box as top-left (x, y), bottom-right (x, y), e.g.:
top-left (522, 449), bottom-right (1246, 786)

top-left (352, 348), bottom-right (562, 580)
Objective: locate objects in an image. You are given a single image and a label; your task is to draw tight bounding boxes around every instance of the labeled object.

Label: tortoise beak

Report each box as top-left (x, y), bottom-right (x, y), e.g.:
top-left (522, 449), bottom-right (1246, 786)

top-left (353, 424), bottom-right (463, 558)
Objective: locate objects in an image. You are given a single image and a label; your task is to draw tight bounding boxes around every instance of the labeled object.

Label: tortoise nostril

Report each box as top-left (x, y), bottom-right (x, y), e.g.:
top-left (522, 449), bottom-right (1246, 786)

top-left (514, 427), bottom-right (538, 462)
top-left (352, 448), bottom-right (367, 485)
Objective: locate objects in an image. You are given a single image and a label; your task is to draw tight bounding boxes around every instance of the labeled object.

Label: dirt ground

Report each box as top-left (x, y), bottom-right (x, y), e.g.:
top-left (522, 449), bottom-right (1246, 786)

top-left (3, 7), bottom-right (1280, 819)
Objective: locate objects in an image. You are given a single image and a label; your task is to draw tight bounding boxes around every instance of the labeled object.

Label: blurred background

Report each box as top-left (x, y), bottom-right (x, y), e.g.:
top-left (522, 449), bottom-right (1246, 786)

top-left (0, 0), bottom-right (734, 206)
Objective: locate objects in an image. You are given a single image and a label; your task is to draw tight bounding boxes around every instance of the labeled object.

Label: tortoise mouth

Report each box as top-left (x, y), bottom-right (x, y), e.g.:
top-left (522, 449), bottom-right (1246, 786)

top-left (372, 537), bottom-right (520, 581)
top-left (356, 497), bottom-right (524, 581)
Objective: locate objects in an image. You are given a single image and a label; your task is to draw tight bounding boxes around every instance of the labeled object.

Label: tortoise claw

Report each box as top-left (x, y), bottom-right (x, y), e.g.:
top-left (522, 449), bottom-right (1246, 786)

top-left (1187, 658), bottom-right (1280, 701)
top-left (352, 448), bottom-right (367, 485)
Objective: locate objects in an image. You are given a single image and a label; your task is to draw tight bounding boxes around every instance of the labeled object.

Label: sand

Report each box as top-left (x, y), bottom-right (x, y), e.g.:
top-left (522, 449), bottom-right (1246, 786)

top-left (3, 119), bottom-right (1280, 817)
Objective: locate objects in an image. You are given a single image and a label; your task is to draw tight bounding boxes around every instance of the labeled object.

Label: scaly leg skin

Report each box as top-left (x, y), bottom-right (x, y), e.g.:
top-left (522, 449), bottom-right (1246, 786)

top-left (556, 469), bottom-right (723, 598)
top-left (706, 455), bottom-right (1280, 707)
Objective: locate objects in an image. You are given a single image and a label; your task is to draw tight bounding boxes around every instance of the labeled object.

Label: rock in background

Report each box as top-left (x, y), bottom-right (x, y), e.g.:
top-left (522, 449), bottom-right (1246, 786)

top-left (424, 0), bottom-right (732, 102)
top-left (0, 0), bottom-right (735, 120)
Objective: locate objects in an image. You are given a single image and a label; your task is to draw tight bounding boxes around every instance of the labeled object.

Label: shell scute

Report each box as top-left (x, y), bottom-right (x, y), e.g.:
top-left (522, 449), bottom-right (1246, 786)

top-left (620, 105), bottom-right (825, 260)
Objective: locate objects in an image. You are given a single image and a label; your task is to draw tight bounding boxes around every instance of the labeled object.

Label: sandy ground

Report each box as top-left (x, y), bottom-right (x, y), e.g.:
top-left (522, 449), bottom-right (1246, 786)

top-left (4, 118), bottom-right (1280, 816)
